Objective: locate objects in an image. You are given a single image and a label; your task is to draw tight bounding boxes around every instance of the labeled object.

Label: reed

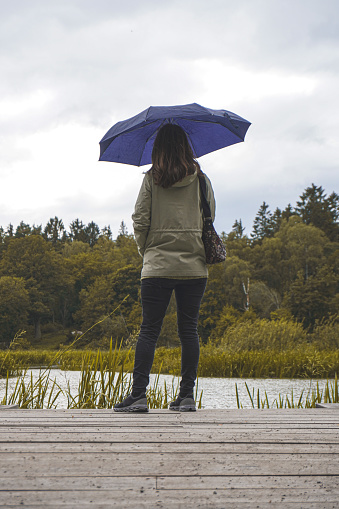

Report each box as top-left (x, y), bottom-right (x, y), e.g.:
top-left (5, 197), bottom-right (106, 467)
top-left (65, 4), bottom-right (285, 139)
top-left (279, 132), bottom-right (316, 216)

top-left (2, 344), bottom-right (339, 379)
top-left (197, 344), bottom-right (339, 379)
top-left (0, 330), bottom-right (27, 378)
top-left (235, 374), bottom-right (338, 409)
top-left (0, 340), bottom-right (202, 409)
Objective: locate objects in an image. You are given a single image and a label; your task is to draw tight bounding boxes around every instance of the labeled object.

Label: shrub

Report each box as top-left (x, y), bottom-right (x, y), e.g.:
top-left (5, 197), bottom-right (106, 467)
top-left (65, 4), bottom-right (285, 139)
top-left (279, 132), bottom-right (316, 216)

top-left (310, 314), bottom-right (339, 350)
top-left (217, 318), bottom-right (306, 352)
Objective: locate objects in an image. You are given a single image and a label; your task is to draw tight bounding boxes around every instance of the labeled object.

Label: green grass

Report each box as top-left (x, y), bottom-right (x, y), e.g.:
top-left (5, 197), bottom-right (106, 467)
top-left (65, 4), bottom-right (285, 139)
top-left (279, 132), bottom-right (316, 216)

top-left (1, 344), bottom-right (339, 379)
top-left (197, 344), bottom-right (339, 379)
top-left (1, 340), bottom-right (202, 410)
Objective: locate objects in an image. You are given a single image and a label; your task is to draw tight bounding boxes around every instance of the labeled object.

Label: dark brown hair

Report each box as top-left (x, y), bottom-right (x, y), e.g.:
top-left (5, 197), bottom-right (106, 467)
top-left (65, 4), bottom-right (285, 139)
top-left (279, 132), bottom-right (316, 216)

top-left (151, 124), bottom-right (201, 188)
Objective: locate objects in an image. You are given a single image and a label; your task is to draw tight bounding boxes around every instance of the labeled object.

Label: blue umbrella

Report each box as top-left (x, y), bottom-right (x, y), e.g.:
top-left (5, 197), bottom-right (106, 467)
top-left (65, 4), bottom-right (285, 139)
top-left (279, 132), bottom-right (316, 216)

top-left (99, 103), bottom-right (251, 166)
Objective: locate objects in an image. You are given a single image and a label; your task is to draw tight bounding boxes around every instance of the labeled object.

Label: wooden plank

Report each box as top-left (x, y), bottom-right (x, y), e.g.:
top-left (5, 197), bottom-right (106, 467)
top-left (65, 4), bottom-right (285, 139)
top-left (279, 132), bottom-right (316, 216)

top-left (0, 502), bottom-right (337, 509)
top-left (157, 475), bottom-right (339, 490)
top-left (1, 408), bottom-right (338, 417)
top-left (0, 476), bottom-right (156, 490)
top-left (0, 408), bottom-right (337, 507)
top-left (0, 489), bottom-right (338, 507)
top-left (1, 475), bottom-right (338, 491)
top-left (1, 452), bottom-right (338, 476)
top-left (1, 422), bottom-right (338, 432)
top-left (0, 431), bottom-right (337, 443)
top-left (316, 403), bottom-right (339, 409)
top-left (1, 442), bottom-right (338, 453)
top-left (2, 421), bottom-right (338, 429)
top-left (2, 410), bottom-right (338, 420)
top-left (0, 432), bottom-right (338, 445)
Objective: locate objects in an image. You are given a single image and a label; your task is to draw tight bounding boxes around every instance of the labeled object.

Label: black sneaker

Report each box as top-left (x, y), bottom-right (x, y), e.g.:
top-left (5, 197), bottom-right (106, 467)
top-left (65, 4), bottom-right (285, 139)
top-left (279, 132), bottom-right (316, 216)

top-left (169, 395), bottom-right (196, 412)
top-left (114, 394), bottom-right (148, 413)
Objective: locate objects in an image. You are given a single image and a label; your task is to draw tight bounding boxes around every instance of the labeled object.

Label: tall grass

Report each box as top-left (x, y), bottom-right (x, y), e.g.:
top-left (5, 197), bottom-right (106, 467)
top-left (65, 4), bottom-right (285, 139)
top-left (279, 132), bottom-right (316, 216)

top-left (216, 318), bottom-right (307, 351)
top-left (1, 298), bottom-right (196, 409)
top-left (235, 374), bottom-right (339, 409)
top-left (0, 330), bottom-right (26, 378)
top-left (197, 344), bottom-right (339, 379)
top-left (0, 340), bottom-right (203, 409)
top-left (1, 344), bottom-right (338, 379)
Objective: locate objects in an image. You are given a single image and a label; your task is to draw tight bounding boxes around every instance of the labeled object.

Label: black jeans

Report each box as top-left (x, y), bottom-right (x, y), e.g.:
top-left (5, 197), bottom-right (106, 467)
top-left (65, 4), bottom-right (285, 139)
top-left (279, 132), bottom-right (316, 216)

top-left (132, 278), bottom-right (207, 397)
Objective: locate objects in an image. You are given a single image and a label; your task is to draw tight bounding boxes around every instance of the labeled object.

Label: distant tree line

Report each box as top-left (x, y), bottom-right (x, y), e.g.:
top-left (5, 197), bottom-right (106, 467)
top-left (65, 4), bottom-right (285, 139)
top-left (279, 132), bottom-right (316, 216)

top-left (0, 184), bottom-right (338, 347)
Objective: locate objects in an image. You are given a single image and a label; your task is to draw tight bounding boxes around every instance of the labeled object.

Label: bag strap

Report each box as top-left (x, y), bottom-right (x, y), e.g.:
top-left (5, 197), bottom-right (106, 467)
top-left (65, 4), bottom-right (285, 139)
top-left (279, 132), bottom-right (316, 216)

top-left (198, 174), bottom-right (212, 219)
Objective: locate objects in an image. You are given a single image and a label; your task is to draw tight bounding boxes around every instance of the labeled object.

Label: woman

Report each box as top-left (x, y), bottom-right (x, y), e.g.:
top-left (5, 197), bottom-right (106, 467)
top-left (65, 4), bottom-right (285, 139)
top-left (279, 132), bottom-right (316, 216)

top-left (114, 124), bottom-right (215, 412)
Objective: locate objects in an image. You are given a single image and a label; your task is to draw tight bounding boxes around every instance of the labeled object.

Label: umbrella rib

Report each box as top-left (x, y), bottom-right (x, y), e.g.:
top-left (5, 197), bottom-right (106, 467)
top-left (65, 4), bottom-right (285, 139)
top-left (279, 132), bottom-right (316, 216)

top-left (136, 119), bottom-right (167, 166)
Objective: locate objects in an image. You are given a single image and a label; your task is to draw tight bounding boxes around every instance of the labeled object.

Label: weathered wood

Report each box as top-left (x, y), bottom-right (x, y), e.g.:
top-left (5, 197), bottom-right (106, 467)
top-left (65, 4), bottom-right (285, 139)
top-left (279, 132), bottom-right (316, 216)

top-left (0, 408), bottom-right (338, 508)
top-left (0, 476), bottom-right (156, 490)
top-left (0, 504), bottom-right (337, 509)
top-left (0, 489), bottom-right (338, 508)
top-left (1, 419), bottom-right (338, 427)
top-left (1, 407), bottom-right (338, 416)
top-left (1, 442), bottom-right (338, 453)
top-left (0, 503), bottom-right (337, 509)
top-left (1, 474), bottom-right (339, 491)
top-left (0, 431), bottom-right (337, 444)
top-left (157, 475), bottom-right (339, 490)
top-left (316, 403), bottom-right (339, 410)
top-left (1, 452), bottom-right (338, 476)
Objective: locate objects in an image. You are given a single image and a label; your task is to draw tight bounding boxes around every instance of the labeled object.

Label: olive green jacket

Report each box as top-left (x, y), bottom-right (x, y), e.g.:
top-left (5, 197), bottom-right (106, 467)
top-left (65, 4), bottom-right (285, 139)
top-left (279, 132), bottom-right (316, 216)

top-left (132, 170), bottom-right (216, 278)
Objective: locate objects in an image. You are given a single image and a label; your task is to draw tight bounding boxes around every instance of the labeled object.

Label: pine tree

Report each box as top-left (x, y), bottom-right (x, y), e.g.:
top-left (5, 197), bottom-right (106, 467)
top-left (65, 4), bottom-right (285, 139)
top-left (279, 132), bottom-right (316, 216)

top-left (85, 221), bottom-right (100, 247)
top-left (232, 219), bottom-right (245, 238)
top-left (295, 184), bottom-right (339, 241)
top-left (43, 217), bottom-right (66, 246)
top-left (251, 202), bottom-right (274, 242)
top-left (101, 225), bottom-right (112, 239)
top-left (69, 219), bottom-right (87, 243)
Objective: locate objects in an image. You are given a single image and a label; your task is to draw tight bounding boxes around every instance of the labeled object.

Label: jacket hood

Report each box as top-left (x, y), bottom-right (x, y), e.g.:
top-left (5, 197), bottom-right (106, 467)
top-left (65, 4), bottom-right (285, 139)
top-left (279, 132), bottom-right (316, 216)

top-left (171, 171), bottom-right (197, 188)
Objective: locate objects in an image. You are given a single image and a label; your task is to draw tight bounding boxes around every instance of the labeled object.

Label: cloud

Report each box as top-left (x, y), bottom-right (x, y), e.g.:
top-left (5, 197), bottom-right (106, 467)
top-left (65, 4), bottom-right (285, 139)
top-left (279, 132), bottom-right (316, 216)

top-left (0, 0), bottom-right (338, 236)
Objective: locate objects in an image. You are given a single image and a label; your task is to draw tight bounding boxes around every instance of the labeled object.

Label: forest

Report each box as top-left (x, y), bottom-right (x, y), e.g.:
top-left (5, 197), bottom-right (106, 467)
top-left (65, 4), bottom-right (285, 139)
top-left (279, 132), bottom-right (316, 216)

top-left (0, 183), bottom-right (338, 350)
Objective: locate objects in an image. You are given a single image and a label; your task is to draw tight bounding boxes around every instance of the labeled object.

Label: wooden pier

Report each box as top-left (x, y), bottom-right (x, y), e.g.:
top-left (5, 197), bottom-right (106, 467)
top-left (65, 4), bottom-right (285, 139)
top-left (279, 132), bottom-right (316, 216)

top-left (0, 408), bottom-right (338, 508)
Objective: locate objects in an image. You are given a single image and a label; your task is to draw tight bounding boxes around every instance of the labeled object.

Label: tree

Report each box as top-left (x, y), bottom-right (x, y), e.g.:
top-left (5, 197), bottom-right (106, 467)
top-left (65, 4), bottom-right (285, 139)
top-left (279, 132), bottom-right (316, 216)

top-left (249, 281), bottom-right (282, 318)
top-left (73, 264), bottom-right (141, 341)
top-left (15, 222), bottom-right (32, 238)
top-left (0, 236), bottom-right (65, 339)
top-left (251, 202), bottom-right (274, 242)
top-left (199, 256), bottom-right (252, 341)
top-left (101, 225), bottom-right (112, 240)
top-left (295, 184), bottom-right (339, 241)
top-left (250, 236), bottom-right (284, 292)
top-left (282, 203), bottom-right (294, 220)
top-left (231, 219), bottom-right (245, 238)
top-left (6, 224), bottom-right (14, 238)
top-left (275, 218), bottom-right (328, 287)
top-left (0, 276), bottom-right (29, 344)
top-left (14, 222), bottom-right (42, 238)
top-left (270, 207), bottom-right (283, 235)
top-left (85, 221), bottom-right (100, 247)
top-left (118, 220), bottom-right (128, 236)
top-left (69, 219), bottom-right (88, 243)
top-left (43, 217), bottom-right (67, 246)
top-left (115, 220), bottom-right (130, 247)
top-left (285, 266), bottom-right (338, 328)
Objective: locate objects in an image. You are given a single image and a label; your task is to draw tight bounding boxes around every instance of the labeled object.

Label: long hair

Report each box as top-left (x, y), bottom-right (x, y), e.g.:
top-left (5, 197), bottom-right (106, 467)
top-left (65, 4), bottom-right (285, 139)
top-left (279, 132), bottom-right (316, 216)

top-left (151, 124), bottom-right (201, 188)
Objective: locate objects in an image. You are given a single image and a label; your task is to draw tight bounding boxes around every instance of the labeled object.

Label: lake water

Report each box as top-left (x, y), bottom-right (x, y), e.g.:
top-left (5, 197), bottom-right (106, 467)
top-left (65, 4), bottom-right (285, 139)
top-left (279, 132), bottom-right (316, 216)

top-left (0, 369), bottom-right (332, 409)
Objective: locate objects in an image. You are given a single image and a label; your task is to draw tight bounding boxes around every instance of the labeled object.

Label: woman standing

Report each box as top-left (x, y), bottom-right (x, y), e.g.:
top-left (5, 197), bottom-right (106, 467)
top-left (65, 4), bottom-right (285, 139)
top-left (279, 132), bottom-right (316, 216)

top-left (114, 124), bottom-right (215, 412)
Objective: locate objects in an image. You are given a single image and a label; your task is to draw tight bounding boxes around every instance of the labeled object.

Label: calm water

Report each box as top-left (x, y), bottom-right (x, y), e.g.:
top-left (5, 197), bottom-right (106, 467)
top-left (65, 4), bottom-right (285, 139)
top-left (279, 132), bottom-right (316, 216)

top-left (0, 369), bottom-right (332, 409)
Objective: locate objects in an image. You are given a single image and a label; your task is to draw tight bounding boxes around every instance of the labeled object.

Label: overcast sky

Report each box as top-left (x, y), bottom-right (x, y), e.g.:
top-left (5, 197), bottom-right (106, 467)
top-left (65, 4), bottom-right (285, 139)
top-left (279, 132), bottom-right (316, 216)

top-left (1, 0), bottom-right (338, 237)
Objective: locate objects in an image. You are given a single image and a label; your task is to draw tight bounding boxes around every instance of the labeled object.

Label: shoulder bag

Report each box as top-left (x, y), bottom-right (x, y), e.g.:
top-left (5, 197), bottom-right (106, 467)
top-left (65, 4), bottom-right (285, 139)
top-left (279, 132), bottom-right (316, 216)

top-left (198, 174), bottom-right (226, 264)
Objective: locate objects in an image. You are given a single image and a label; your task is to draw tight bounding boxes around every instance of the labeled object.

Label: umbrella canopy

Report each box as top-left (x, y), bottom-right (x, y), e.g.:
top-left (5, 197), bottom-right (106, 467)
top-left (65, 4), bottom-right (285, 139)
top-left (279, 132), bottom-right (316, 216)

top-left (99, 103), bottom-right (251, 166)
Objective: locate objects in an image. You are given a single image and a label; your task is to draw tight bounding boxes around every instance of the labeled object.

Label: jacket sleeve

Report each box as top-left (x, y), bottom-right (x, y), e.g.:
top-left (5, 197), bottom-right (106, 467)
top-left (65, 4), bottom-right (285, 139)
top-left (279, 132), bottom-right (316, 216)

top-left (132, 173), bottom-right (152, 257)
top-left (204, 174), bottom-right (216, 222)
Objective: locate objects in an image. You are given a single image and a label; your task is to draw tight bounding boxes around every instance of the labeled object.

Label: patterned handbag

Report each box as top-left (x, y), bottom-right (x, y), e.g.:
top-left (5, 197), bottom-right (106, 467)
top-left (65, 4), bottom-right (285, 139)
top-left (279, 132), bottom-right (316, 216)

top-left (198, 174), bottom-right (226, 264)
